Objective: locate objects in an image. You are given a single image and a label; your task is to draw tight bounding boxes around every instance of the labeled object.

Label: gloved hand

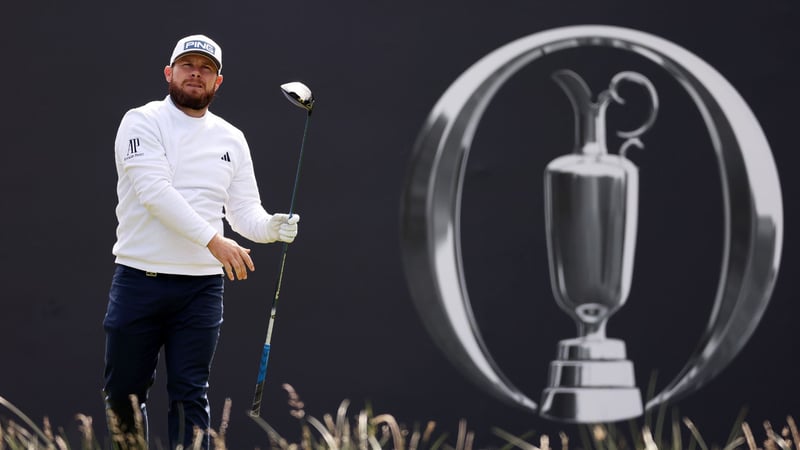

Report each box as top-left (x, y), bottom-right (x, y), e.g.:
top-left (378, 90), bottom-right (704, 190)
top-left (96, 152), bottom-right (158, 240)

top-left (266, 213), bottom-right (300, 243)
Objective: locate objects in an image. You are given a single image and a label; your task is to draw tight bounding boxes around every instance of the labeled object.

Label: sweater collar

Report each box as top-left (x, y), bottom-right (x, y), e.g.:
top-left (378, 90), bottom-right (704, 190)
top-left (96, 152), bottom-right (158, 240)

top-left (165, 95), bottom-right (210, 122)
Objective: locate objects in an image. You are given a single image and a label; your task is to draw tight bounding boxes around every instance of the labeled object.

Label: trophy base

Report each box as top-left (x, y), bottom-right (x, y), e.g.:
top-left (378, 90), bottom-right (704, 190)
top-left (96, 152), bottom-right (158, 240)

top-left (540, 387), bottom-right (643, 423)
top-left (540, 338), bottom-right (643, 423)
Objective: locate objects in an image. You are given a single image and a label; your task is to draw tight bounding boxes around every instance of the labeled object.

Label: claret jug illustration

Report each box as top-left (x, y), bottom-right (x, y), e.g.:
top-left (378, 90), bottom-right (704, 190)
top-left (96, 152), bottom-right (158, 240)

top-left (401, 25), bottom-right (783, 427)
top-left (541, 69), bottom-right (659, 422)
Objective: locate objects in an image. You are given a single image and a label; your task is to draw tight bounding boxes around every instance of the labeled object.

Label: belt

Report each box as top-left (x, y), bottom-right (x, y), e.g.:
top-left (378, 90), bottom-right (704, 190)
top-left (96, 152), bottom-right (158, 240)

top-left (118, 264), bottom-right (222, 279)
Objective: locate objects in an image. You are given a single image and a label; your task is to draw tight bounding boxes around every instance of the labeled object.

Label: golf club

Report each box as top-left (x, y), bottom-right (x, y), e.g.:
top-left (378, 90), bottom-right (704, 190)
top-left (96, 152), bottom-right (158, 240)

top-left (249, 81), bottom-right (314, 417)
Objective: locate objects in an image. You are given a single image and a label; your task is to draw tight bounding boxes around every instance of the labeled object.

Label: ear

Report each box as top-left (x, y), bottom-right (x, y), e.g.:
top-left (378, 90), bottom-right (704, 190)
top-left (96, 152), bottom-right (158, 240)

top-left (164, 65), bottom-right (173, 83)
top-left (213, 74), bottom-right (224, 92)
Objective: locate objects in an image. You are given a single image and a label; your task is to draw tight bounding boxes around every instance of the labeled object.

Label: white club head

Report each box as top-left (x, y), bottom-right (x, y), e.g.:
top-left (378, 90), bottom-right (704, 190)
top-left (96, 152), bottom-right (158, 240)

top-left (280, 82), bottom-right (314, 112)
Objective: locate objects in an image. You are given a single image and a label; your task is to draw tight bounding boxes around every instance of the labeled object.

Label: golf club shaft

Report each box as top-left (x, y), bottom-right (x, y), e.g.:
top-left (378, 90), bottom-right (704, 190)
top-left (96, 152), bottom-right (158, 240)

top-left (250, 110), bottom-right (311, 417)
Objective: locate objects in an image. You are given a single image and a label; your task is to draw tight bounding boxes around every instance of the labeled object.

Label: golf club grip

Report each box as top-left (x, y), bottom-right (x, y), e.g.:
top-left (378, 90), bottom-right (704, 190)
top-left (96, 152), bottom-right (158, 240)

top-left (250, 343), bottom-right (271, 415)
top-left (250, 381), bottom-right (265, 416)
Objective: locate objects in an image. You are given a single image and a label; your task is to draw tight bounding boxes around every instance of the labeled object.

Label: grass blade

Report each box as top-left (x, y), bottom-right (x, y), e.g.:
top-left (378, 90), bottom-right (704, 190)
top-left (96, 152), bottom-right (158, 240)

top-left (684, 417), bottom-right (709, 450)
top-left (0, 395), bottom-right (53, 445)
top-left (491, 427), bottom-right (540, 450)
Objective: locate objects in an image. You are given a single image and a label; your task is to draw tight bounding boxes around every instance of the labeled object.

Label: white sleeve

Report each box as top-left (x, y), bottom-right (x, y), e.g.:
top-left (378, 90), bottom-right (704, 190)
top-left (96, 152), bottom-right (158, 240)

top-left (224, 138), bottom-right (274, 243)
top-left (116, 110), bottom-right (217, 246)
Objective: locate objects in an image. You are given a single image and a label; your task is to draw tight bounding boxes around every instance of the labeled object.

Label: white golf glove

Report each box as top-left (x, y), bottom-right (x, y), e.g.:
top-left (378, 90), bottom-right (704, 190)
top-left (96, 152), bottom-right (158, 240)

top-left (266, 213), bottom-right (300, 243)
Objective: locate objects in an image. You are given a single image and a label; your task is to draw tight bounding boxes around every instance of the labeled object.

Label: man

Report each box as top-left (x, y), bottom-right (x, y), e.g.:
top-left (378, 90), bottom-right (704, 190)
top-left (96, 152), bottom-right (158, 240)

top-left (103, 34), bottom-right (299, 449)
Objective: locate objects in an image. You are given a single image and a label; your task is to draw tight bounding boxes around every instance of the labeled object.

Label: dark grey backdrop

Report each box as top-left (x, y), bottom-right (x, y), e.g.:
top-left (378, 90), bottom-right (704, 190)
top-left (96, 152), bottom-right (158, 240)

top-left (1, 1), bottom-right (797, 448)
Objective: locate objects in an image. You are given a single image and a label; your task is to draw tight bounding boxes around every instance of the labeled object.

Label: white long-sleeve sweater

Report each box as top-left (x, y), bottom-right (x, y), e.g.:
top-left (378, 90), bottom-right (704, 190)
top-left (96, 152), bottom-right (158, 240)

top-left (113, 96), bottom-right (274, 275)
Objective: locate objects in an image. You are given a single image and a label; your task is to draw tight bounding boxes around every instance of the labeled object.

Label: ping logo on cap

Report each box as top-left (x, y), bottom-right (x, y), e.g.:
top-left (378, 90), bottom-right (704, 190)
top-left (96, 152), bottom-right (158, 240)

top-left (184, 40), bottom-right (216, 54)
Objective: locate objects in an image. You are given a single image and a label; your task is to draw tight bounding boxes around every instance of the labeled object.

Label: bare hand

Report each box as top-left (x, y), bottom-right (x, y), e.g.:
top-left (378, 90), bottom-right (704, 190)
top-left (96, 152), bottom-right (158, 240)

top-left (207, 234), bottom-right (255, 281)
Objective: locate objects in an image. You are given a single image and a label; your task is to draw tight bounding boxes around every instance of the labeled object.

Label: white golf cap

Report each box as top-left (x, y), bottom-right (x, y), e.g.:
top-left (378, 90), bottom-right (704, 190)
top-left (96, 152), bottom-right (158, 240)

top-left (169, 34), bottom-right (222, 72)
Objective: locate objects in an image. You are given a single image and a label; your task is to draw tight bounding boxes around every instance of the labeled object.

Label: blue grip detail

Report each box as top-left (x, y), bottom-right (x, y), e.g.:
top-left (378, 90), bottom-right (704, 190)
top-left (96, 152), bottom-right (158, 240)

top-left (257, 344), bottom-right (271, 383)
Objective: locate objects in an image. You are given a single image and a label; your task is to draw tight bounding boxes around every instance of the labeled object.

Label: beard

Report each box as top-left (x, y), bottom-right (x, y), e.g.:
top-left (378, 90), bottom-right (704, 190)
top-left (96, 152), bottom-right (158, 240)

top-left (169, 79), bottom-right (217, 111)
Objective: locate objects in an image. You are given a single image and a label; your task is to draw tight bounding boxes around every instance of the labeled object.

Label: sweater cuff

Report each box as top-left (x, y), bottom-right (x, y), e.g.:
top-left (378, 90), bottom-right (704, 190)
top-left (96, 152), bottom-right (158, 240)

top-left (199, 226), bottom-right (218, 247)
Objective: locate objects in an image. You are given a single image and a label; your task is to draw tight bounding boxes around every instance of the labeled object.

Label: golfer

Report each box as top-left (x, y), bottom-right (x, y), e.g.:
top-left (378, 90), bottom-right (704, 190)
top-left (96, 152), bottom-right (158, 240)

top-left (102, 34), bottom-right (299, 449)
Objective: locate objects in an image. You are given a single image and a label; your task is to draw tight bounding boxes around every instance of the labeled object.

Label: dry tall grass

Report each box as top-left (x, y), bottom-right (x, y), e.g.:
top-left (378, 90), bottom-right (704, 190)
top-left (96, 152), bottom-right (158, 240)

top-left (1, 385), bottom-right (797, 450)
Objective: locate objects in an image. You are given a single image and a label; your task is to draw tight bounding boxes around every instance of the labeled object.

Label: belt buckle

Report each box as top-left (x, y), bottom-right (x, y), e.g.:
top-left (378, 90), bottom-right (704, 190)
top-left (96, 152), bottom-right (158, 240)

top-left (145, 271), bottom-right (158, 277)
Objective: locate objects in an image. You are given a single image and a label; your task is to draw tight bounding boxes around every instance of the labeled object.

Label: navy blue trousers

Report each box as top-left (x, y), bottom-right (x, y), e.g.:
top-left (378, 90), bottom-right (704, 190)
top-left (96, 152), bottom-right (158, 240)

top-left (103, 264), bottom-right (223, 449)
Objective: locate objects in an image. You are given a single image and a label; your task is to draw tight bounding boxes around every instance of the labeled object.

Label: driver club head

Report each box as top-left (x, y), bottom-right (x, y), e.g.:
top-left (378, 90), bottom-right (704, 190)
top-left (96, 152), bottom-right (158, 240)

top-left (280, 81), bottom-right (314, 113)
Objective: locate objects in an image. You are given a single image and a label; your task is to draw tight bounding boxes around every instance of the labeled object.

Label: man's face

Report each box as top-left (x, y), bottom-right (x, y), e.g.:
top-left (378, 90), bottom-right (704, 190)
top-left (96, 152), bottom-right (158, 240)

top-left (165, 54), bottom-right (222, 111)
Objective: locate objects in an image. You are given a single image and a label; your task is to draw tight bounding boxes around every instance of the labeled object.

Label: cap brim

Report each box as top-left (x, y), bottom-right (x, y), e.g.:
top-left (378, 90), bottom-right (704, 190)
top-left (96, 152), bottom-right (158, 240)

top-left (172, 51), bottom-right (221, 72)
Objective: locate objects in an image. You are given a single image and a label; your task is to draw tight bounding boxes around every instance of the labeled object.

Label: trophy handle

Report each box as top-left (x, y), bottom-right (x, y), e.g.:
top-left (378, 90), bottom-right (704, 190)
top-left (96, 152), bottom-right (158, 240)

top-left (608, 71), bottom-right (660, 141)
top-left (400, 25), bottom-right (782, 415)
